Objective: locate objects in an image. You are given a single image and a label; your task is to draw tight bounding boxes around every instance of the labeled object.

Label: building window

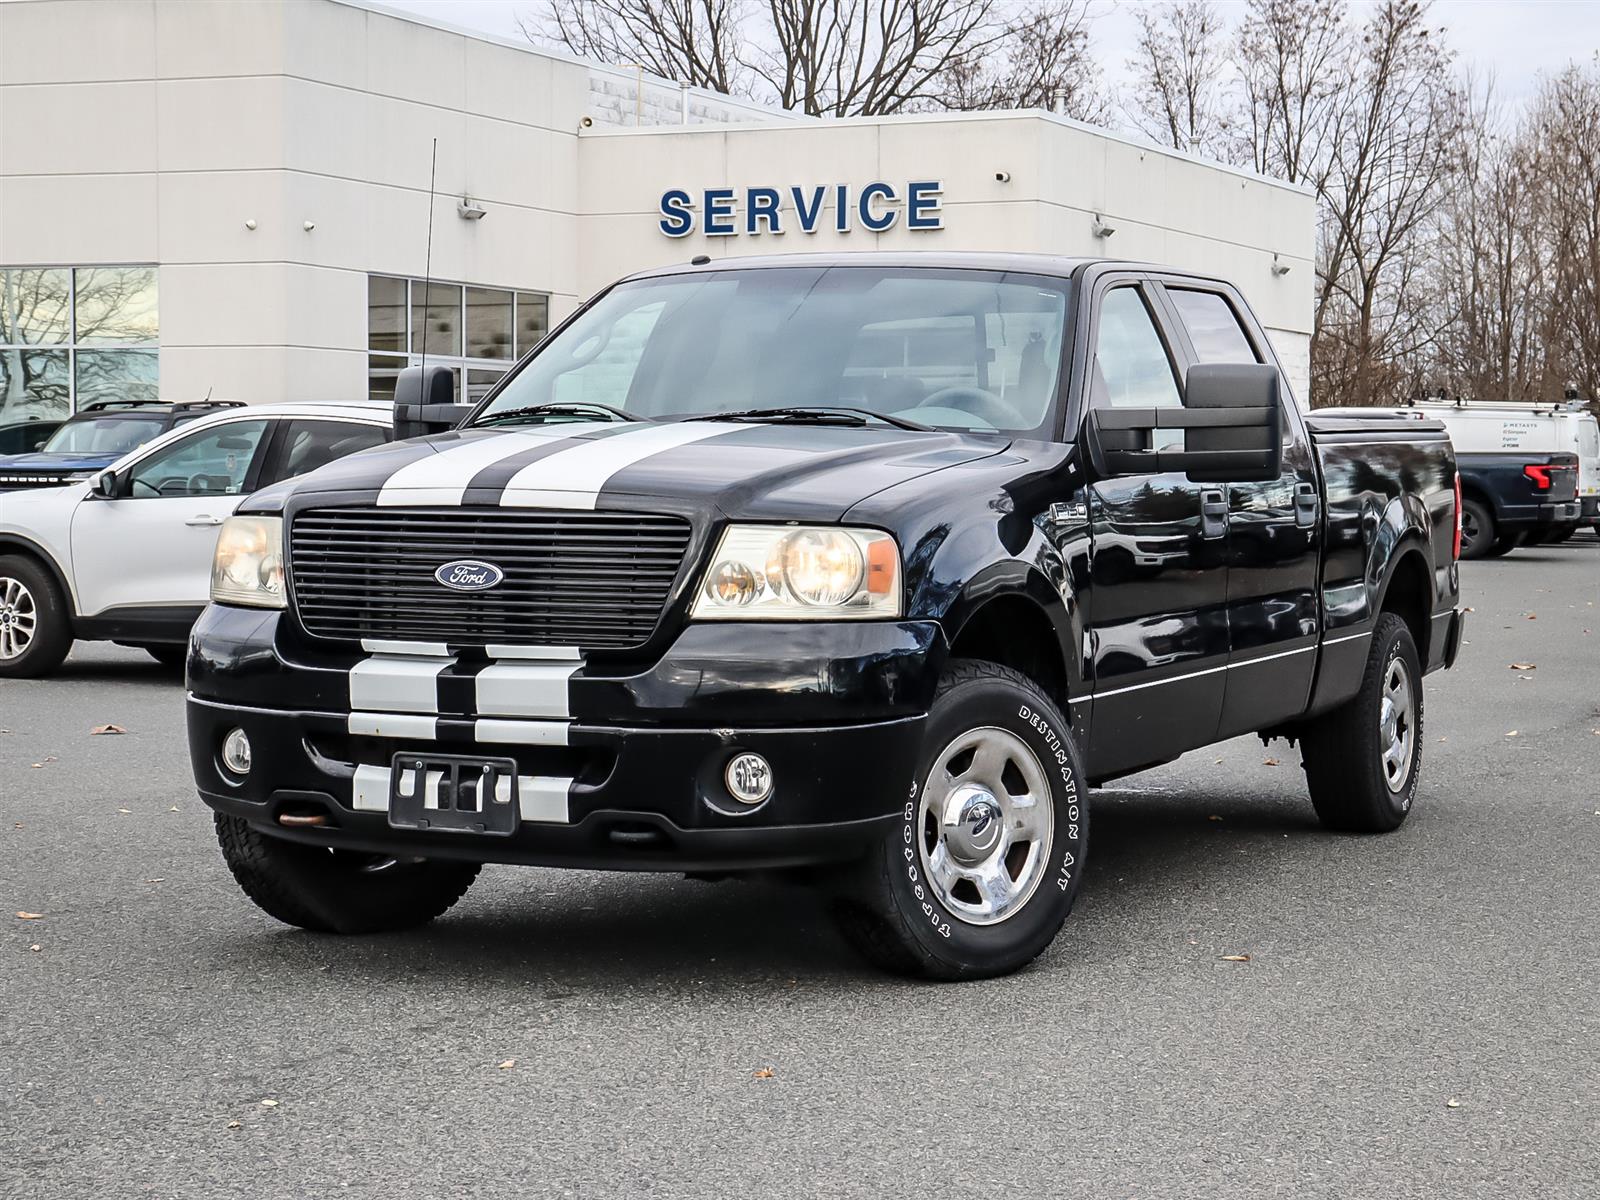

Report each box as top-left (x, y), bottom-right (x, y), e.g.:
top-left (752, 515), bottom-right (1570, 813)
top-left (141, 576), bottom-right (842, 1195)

top-left (0, 266), bottom-right (159, 423)
top-left (368, 276), bottom-right (549, 404)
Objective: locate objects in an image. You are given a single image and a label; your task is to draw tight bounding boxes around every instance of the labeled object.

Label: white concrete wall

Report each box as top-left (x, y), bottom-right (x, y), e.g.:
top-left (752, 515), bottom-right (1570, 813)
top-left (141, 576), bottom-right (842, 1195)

top-left (575, 113), bottom-right (1316, 402)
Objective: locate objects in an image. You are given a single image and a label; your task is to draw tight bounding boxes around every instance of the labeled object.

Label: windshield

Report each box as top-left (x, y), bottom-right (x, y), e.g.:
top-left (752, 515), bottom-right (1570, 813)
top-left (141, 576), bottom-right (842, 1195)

top-left (42, 416), bottom-right (161, 455)
top-left (475, 267), bottom-right (1071, 436)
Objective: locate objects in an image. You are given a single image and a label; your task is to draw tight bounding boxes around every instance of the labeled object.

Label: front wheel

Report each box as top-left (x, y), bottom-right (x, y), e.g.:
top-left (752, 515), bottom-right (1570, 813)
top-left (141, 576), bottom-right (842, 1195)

top-left (0, 555), bottom-right (72, 679)
top-left (1299, 613), bottom-right (1423, 832)
top-left (215, 814), bottom-right (481, 933)
top-left (831, 660), bottom-right (1088, 980)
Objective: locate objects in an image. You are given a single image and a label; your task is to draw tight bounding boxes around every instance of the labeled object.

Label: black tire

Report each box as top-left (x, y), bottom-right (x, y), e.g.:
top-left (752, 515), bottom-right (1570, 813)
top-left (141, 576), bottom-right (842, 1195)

top-left (214, 814), bottom-right (481, 933)
top-left (1485, 532), bottom-right (1524, 557)
top-left (1299, 613), bottom-right (1423, 833)
top-left (1458, 499), bottom-right (1495, 559)
top-left (0, 553), bottom-right (73, 679)
top-left (831, 659), bottom-right (1088, 980)
top-left (141, 644), bottom-right (188, 669)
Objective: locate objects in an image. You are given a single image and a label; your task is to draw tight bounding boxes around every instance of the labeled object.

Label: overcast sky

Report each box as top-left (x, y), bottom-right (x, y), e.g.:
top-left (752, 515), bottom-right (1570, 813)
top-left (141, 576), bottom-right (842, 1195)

top-left (377, 0), bottom-right (1600, 111)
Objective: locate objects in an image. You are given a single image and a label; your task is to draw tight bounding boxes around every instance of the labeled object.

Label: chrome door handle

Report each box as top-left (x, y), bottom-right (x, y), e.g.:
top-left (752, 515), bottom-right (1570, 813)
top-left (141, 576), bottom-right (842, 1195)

top-left (186, 515), bottom-right (223, 527)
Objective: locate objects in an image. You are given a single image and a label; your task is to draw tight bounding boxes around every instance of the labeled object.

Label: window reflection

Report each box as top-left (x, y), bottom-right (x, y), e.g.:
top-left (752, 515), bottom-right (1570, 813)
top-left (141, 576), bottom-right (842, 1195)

top-left (0, 266), bottom-right (159, 422)
top-left (0, 269), bottom-right (72, 345)
top-left (76, 349), bottom-right (160, 403)
top-left (368, 275), bottom-right (548, 407)
top-left (73, 267), bottom-right (158, 344)
top-left (411, 282), bottom-right (462, 358)
top-left (466, 287), bottom-right (513, 360)
top-left (368, 276), bottom-right (406, 354)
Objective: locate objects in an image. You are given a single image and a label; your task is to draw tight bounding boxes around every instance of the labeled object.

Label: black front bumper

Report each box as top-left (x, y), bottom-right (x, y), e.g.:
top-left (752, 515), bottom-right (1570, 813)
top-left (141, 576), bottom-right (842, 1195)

top-left (187, 606), bottom-right (942, 872)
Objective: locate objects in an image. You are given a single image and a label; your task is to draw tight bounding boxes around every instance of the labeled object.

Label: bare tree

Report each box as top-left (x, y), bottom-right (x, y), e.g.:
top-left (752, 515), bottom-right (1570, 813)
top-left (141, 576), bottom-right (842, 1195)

top-left (1528, 58), bottom-right (1600, 402)
top-left (1124, 0), bottom-right (1231, 154)
top-left (936, 1), bottom-right (1108, 121)
top-left (526, 0), bottom-right (748, 96)
top-left (1234, 0), bottom-right (1349, 187)
top-left (752, 0), bottom-right (1005, 116)
top-left (1310, 0), bottom-right (1463, 406)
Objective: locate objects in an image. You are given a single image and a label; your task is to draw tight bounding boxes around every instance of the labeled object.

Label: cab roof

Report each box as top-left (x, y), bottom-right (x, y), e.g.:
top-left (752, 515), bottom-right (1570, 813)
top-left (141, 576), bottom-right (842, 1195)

top-left (622, 251), bottom-right (1173, 283)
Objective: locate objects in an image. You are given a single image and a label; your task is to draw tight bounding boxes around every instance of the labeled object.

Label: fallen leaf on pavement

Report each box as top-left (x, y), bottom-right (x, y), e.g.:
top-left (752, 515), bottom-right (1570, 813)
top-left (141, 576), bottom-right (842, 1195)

top-left (1219, 954), bottom-right (1251, 962)
top-left (227, 1121), bottom-right (242, 1129)
top-left (116, 808), bottom-right (132, 814)
top-left (1262, 758), bottom-right (1280, 767)
top-left (1208, 814), bottom-right (1223, 822)
top-left (145, 878), bottom-right (164, 884)
top-left (1506, 731), bottom-right (1519, 737)
top-left (259, 1099), bottom-right (279, 1108)
top-left (497, 1059), bottom-right (516, 1070)
top-left (1508, 663), bottom-right (1536, 671)
top-left (29, 944), bottom-right (41, 953)
top-left (1527, 613), bottom-right (1537, 620)
top-left (16, 912), bottom-right (43, 920)
top-left (1445, 1098), bottom-right (1461, 1109)
top-left (91, 724), bottom-right (126, 735)
top-left (168, 806), bottom-right (179, 813)
top-left (753, 1067), bottom-right (776, 1079)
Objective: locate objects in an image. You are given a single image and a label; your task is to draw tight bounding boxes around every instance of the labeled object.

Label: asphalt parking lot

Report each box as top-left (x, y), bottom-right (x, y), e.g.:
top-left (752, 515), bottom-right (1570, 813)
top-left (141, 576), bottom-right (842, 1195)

top-left (4, 541), bottom-right (1598, 1199)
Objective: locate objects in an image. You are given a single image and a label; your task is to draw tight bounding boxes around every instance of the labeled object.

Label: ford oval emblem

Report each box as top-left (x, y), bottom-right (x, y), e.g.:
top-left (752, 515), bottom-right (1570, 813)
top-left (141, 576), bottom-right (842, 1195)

top-left (434, 559), bottom-right (505, 592)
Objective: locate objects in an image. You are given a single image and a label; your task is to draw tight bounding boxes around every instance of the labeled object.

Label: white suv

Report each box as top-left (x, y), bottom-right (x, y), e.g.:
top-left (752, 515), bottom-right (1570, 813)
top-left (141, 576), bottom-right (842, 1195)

top-left (0, 401), bottom-right (392, 677)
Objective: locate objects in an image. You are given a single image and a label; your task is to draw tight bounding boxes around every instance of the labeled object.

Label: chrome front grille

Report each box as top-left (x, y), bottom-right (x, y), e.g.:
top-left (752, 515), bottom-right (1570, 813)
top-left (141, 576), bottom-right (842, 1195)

top-left (289, 507), bottom-right (693, 649)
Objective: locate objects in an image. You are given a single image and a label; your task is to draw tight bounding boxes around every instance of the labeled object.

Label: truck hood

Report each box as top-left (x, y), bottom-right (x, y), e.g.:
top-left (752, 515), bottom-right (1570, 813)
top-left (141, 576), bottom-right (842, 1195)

top-left (266, 421), bottom-right (1011, 523)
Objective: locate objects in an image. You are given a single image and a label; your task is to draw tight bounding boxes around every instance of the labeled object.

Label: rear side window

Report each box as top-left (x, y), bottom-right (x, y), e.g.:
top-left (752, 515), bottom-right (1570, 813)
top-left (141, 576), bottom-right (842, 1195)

top-left (1168, 289), bottom-right (1259, 364)
top-left (1094, 287), bottom-right (1181, 409)
top-left (269, 419), bottom-right (388, 485)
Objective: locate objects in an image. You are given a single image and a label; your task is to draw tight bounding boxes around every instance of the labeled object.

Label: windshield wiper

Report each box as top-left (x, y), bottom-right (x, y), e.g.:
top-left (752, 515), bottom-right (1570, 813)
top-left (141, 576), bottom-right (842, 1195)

top-left (691, 406), bottom-right (932, 432)
top-left (475, 402), bottom-right (639, 427)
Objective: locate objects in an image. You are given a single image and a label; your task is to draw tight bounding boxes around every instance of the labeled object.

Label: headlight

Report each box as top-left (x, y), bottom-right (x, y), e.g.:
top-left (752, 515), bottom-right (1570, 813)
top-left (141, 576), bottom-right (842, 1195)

top-left (691, 525), bottom-right (900, 620)
top-left (211, 515), bottom-right (285, 609)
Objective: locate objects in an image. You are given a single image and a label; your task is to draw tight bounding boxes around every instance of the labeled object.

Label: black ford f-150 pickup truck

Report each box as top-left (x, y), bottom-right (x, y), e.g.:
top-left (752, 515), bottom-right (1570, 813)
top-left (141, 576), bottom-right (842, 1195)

top-left (187, 254), bottom-right (1464, 979)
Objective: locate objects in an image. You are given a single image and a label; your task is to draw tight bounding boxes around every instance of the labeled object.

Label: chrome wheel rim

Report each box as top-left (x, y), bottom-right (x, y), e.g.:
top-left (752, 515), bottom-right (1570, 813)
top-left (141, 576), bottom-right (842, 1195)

top-left (917, 726), bottom-right (1054, 926)
top-left (0, 576), bottom-right (38, 661)
top-left (1378, 658), bottom-right (1416, 792)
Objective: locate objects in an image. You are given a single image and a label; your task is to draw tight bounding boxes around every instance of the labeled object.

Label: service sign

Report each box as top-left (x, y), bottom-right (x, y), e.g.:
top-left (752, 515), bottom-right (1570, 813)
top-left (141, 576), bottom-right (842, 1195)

top-left (659, 181), bottom-right (944, 238)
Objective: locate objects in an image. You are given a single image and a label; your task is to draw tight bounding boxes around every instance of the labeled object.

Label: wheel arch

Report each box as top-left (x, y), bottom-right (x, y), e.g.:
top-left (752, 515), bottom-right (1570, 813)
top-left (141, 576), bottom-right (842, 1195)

top-left (936, 563), bottom-right (1081, 722)
top-left (1375, 543), bottom-right (1433, 664)
top-left (0, 533), bottom-right (75, 613)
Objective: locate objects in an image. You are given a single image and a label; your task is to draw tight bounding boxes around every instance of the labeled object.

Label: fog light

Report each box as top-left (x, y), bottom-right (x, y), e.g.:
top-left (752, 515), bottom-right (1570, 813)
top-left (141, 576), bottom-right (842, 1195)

top-left (724, 752), bottom-right (772, 805)
top-left (221, 727), bottom-right (252, 776)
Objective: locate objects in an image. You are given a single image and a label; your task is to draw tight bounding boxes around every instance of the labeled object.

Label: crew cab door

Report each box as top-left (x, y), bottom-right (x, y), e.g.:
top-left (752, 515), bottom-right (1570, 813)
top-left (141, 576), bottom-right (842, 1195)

top-left (1082, 278), bottom-right (1230, 777)
top-left (70, 419), bottom-right (271, 617)
top-left (1155, 281), bottom-right (1322, 736)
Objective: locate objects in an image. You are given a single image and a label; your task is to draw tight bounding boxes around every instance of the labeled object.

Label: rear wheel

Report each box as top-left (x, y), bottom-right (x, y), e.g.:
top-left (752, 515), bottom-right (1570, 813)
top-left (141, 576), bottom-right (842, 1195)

top-left (1299, 613), bottom-right (1422, 833)
top-left (1458, 499), bottom-right (1495, 559)
top-left (831, 660), bottom-right (1087, 980)
top-left (0, 555), bottom-right (72, 679)
top-left (215, 814), bottom-right (481, 933)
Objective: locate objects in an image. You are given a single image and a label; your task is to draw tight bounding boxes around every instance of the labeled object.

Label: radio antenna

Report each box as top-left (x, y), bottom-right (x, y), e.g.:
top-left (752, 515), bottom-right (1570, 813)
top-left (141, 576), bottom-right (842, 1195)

top-left (419, 137), bottom-right (438, 378)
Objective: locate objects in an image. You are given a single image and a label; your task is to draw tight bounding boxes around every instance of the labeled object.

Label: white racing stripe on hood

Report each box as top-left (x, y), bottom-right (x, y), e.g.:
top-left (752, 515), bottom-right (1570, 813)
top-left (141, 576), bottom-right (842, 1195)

top-left (500, 422), bottom-right (745, 510)
top-left (376, 424), bottom-right (614, 507)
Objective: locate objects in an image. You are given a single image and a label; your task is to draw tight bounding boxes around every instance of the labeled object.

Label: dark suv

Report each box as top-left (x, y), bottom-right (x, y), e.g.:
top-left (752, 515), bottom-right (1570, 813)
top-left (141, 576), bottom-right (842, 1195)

top-left (0, 399), bottom-right (245, 491)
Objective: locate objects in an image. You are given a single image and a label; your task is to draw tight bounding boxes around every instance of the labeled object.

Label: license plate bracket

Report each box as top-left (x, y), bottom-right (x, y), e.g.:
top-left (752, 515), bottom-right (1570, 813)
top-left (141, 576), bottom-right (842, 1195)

top-left (387, 753), bottom-right (519, 836)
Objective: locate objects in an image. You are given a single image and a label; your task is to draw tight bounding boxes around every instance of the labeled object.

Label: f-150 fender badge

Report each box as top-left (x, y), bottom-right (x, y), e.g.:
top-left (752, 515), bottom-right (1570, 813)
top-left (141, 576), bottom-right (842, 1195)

top-left (434, 560), bottom-right (505, 591)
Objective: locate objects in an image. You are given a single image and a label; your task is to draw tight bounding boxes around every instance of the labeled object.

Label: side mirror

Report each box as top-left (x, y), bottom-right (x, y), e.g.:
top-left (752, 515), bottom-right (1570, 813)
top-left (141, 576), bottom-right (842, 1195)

top-left (1086, 363), bottom-right (1283, 482)
top-left (90, 468), bottom-right (128, 499)
top-left (393, 365), bottom-right (473, 440)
